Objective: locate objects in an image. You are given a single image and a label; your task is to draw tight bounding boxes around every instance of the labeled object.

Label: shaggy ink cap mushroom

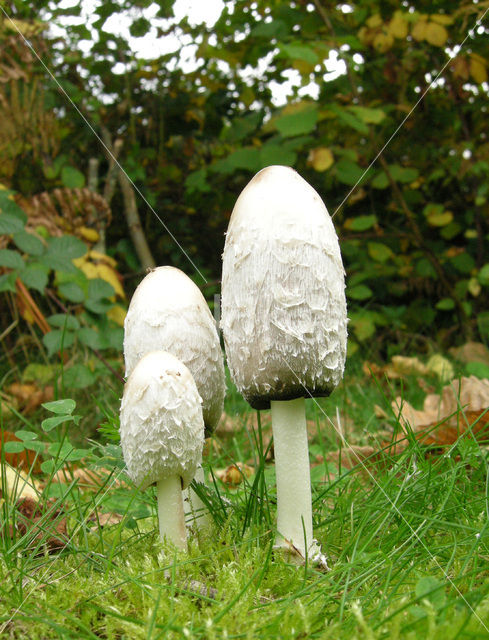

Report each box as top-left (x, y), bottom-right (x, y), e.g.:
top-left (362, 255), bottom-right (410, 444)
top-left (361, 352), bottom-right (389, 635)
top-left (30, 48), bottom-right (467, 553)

top-left (124, 266), bottom-right (225, 436)
top-left (120, 350), bottom-right (204, 549)
top-left (221, 165), bottom-right (347, 566)
top-left (221, 165), bottom-right (347, 408)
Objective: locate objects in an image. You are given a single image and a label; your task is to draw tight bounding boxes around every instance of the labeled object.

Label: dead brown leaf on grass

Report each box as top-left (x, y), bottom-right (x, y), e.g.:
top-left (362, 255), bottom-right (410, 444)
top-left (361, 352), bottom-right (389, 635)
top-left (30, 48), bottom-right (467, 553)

top-left (392, 376), bottom-right (489, 444)
top-left (5, 496), bottom-right (68, 554)
top-left (50, 464), bottom-right (127, 490)
top-left (215, 462), bottom-right (254, 486)
top-left (327, 376), bottom-right (489, 474)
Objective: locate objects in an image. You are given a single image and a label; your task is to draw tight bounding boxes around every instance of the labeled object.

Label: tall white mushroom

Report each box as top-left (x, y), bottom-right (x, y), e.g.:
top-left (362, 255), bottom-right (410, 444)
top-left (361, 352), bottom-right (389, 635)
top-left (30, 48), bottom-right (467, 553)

top-left (123, 266), bottom-right (225, 527)
top-left (120, 350), bottom-right (204, 550)
top-left (221, 165), bottom-right (347, 565)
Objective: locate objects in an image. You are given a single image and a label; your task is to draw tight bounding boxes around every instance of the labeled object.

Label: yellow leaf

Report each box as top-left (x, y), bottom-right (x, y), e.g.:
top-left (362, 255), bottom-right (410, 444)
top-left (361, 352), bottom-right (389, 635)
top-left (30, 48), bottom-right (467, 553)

top-left (430, 14), bottom-right (454, 26)
top-left (424, 22), bottom-right (448, 47)
top-left (470, 54), bottom-right (488, 84)
top-left (451, 56), bottom-right (470, 81)
top-left (388, 12), bottom-right (408, 39)
top-left (411, 18), bottom-right (428, 41)
top-left (96, 264), bottom-right (125, 299)
top-left (76, 260), bottom-right (99, 280)
top-left (468, 277), bottom-right (482, 297)
top-left (308, 147), bottom-right (334, 172)
top-left (366, 14), bottom-right (383, 28)
top-left (426, 354), bottom-right (454, 383)
top-left (79, 227), bottom-right (100, 243)
top-left (107, 304), bottom-right (127, 326)
top-left (427, 210), bottom-right (453, 227)
top-left (373, 31), bottom-right (394, 53)
top-left (89, 250), bottom-right (117, 268)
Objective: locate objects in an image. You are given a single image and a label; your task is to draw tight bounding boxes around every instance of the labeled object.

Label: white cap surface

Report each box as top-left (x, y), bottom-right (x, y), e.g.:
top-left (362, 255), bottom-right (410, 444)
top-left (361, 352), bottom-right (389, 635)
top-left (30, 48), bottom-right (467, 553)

top-left (124, 266), bottom-right (225, 434)
top-left (221, 165), bottom-right (347, 409)
top-left (120, 350), bottom-right (204, 489)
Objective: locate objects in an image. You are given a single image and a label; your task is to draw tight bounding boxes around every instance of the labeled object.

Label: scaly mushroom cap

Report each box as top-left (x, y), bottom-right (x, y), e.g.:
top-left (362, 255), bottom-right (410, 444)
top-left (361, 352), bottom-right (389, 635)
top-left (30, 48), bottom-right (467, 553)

top-left (124, 266), bottom-right (225, 435)
top-left (120, 350), bottom-right (204, 490)
top-left (221, 165), bottom-right (347, 410)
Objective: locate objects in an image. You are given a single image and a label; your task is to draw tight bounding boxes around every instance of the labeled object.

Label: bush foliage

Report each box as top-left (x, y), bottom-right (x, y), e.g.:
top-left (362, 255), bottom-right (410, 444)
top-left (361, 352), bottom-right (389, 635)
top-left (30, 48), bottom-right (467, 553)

top-left (0, 0), bottom-right (488, 355)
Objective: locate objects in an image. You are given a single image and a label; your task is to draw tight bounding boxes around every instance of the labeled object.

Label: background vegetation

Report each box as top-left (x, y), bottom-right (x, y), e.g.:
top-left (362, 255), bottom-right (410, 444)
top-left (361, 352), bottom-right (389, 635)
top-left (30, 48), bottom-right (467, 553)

top-left (0, 0), bottom-right (489, 637)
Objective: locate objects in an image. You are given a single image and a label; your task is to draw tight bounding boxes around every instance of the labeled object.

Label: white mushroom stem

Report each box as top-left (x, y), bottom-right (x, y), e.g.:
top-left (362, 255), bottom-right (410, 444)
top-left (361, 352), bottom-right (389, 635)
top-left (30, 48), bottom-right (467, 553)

top-left (183, 465), bottom-right (211, 531)
top-left (271, 398), bottom-right (315, 560)
top-left (157, 475), bottom-right (187, 550)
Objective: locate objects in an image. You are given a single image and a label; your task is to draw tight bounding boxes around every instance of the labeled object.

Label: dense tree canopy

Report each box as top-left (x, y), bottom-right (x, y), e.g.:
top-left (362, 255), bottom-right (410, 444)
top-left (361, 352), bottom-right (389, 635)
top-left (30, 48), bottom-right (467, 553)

top-left (0, 0), bottom-right (488, 355)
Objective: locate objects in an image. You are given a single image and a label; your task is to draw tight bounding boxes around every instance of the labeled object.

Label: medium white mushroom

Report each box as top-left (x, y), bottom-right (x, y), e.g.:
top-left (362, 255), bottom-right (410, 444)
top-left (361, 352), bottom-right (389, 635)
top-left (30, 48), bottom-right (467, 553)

top-left (221, 165), bottom-right (347, 565)
top-left (120, 350), bottom-right (204, 550)
top-left (123, 266), bottom-right (225, 527)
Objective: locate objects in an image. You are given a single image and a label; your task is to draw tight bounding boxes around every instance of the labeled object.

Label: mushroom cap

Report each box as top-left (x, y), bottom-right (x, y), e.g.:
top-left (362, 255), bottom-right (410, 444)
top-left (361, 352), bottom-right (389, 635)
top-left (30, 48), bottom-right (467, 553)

top-left (120, 350), bottom-right (204, 490)
top-left (124, 266), bottom-right (225, 435)
top-left (221, 165), bottom-right (347, 410)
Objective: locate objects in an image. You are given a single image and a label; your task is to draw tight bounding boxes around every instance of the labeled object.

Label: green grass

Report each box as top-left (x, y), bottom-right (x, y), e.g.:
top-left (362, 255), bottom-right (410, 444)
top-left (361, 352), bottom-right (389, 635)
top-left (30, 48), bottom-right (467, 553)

top-left (1, 358), bottom-right (489, 638)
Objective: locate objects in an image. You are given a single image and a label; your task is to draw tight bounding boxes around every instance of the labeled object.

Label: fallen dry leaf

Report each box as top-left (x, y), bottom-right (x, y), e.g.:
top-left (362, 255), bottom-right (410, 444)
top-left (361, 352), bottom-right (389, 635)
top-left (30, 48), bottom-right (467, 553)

top-left (8, 382), bottom-right (54, 415)
top-left (0, 463), bottom-right (41, 501)
top-left (51, 464), bottom-right (127, 490)
top-left (392, 376), bottom-right (489, 445)
top-left (215, 462), bottom-right (254, 486)
top-left (10, 496), bottom-right (68, 554)
top-left (450, 342), bottom-right (489, 366)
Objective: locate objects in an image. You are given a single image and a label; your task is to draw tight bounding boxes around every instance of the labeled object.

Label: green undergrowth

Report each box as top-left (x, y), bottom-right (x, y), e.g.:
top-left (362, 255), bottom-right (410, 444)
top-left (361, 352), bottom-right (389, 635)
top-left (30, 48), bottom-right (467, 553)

top-left (1, 358), bottom-right (489, 638)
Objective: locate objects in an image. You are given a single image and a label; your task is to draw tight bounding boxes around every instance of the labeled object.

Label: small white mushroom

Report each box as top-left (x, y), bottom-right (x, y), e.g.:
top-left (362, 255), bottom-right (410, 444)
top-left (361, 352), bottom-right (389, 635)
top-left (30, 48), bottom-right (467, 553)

top-left (124, 266), bottom-right (225, 530)
top-left (124, 266), bottom-right (225, 436)
top-left (120, 350), bottom-right (204, 550)
top-left (221, 165), bottom-right (347, 565)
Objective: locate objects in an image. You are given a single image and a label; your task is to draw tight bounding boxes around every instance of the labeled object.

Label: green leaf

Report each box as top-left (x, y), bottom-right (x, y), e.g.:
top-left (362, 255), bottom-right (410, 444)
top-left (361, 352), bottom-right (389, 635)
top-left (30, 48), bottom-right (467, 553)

top-left (259, 144), bottom-right (297, 167)
top-left (23, 363), bottom-right (55, 385)
top-left (63, 364), bottom-right (97, 389)
top-left (436, 298), bottom-right (455, 310)
top-left (415, 576), bottom-right (446, 610)
top-left (0, 213), bottom-right (25, 234)
top-left (41, 459), bottom-right (58, 474)
top-left (478, 264), bottom-right (489, 286)
top-left (330, 105), bottom-right (369, 134)
top-left (61, 166), bottom-right (85, 188)
top-left (87, 278), bottom-right (115, 300)
top-left (371, 171), bottom-right (389, 189)
top-left (78, 327), bottom-right (107, 350)
top-left (389, 164), bottom-right (419, 183)
top-left (347, 106), bottom-right (385, 124)
top-left (41, 235), bottom-right (86, 272)
top-left (3, 441), bottom-right (25, 454)
top-left (349, 313), bottom-right (376, 341)
top-left (450, 252), bottom-right (475, 274)
top-left (0, 196), bottom-right (27, 224)
top-left (20, 263), bottom-right (49, 293)
top-left (368, 242), bottom-right (393, 262)
top-left (280, 43), bottom-right (319, 65)
top-left (212, 148), bottom-right (261, 174)
top-left (13, 231), bottom-right (44, 256)
top-left (466, 361), bottom-right (489, 379)
top-left (58, 280), bottom-right (86, 303)
top-left (24, 440), bottom-right (45, 453)
top-left (47, 313), bottom-right (80, 330)
top-left (43, 330), bottom-right (75, 356)
top-left (348, 284), bottom-right (373, 300)
top-left (335, 159), bottom-right (366, 186)
top-left (345, 215), bottom-right (377, 231)
top-left (42, 398), bottom-right (76, 415)
top-left (15, 430), bottom-right (38, 441)
top-left (0, 249), bottom-right (24, 270)
top-left (185, 169), bottom-right (210, 193)
top-left (274, 107), bottom-right (318, 137)
top-left (0, 272), bottom-right (17, 292)
top-left (65, 447), bottom-right (91, 462)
